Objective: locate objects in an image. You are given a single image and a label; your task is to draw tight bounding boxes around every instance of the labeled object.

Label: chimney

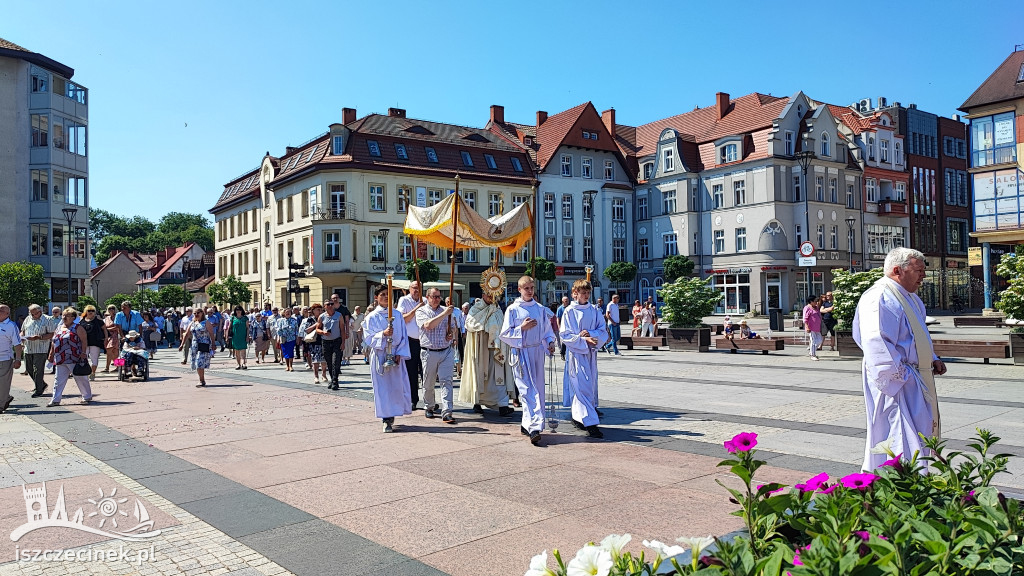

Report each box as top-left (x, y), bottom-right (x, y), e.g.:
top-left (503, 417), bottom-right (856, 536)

top-left (602, 108), bottom-right (616, 139)
top-left (388, 107), bottom-right (406, 118)
top-left (285, 146), bottom-right (297, 155)
top-left (342, 107), bottom-right (357, 124)
top-left (155, 251), bottom-right (167, 268)
top-left (716, 92), bottom-right (730, 119)
top-left (490, 104), bottom-right (505, 124)
top-left (537, 111), bottom-right (548, 126)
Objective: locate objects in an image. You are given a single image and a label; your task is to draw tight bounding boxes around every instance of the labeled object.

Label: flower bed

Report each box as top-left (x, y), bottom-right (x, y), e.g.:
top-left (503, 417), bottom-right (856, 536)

top-left (526, 430), bottom-right (1023, 575)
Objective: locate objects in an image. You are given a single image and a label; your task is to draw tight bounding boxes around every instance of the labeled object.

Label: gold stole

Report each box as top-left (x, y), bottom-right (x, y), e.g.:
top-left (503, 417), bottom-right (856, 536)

top-left (884, 280), bottom-right (941, 439)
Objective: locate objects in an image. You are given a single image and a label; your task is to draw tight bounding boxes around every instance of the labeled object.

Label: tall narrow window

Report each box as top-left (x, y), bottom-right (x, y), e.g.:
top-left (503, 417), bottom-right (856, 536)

top-left (663, 148), bottom-right (674, 171)
top-left (664, 233), bottom-right (679, 256)
top-left (490, 193), bottom-right (502, 217)
top-left (735, 228), bottom-right (747, 252)
top-left (663, 189), bottom-right (677, 214)
top-left (815, 176), bottom-right (824, 202)
top-left (544, 194), bottom-right (554, 217)
top-left (713, 230), bottom-right (724, 254)
top-left (604, 160), bottom-right (614, 180)
top-left (733, 181), bottom-right (746, 206)
top-left (637, 196), bottom-right (649, 220)
top-left (880, 139), bottom-right (889, 162)
top-left (793, 175), bottom-right (801, 202)
top-left (324, 232), bottom-right (340, 261)
top-left (820, 133), bottom-right (830, 157)
top-left (561, 155), bottom-right (572, 176)
top-left (713, 184), bottom-right (724, 209)
top-left (562, 194), bottom-right (573, 218)
top-left (785, 131), bottom-right (794, 155)
top-left (829, 178), bottom-right (838, 203)
top-left (846, 184), bottom-right (855, 208)
top-left (612, 198), bottom-right (625, 221)
top-left (581, 157), bottom-right (592, 179)
top-left (287, 196), bottom-right (294, 222)
top-left (369, 184), bottom-right (385, 211)
top-left (816, 224), bottom-right (825, 249)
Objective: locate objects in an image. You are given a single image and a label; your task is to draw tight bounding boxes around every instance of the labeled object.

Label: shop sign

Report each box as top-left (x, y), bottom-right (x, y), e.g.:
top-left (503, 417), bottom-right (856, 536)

top-left (560, 266), bottom-right (587, 276)
top-left (967, 247), bottom-right (982, 266)
top-left (704, 268), bottom-right (752, 274)
top-left (760, 266), bottom-right (788, 271)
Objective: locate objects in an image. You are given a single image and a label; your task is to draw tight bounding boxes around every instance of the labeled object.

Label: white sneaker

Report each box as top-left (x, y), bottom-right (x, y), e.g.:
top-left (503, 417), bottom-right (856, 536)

top-left (809, 356), bottom-right (819, 361)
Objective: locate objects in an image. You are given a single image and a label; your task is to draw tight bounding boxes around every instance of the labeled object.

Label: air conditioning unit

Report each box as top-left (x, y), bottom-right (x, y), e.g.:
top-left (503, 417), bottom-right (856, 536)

top-left (877, 97), bottom-right (888, 108)
top-left (859, 99), bottom-right (871, 112)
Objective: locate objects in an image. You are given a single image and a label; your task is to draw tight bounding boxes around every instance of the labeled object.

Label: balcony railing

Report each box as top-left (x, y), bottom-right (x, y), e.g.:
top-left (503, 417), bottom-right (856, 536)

top-left (312, 202), bottom-right (359, 222)
top-left (879, 200), bottom-right (908, 215)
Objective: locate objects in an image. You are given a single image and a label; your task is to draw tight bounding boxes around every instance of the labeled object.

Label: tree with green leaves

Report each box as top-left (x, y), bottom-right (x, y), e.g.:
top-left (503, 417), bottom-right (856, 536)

top-left (207, 275), bottom-right (252, 307)
top-left (830, 267), bottom-right (884, 329)
top-left (663, 254), bottom-right (696, 283)
top-left (603, 262), bottom-right (638, 283)
top-left (104, 292), bottom-right (139, 311)
top-left (996, 246), bottom-right (1024, 328)
top-left (528, 257), bottom-right (556, 282)
top-left (0, 262), bottom-right (50, 311)
top-left (403, 259), bottom-right (440, 283)
top-left (658, 277), bottom-right (721, 327)
top-left (155, 285), bottom-right (192, 309)
top-left (157, 212), bottom-right (212, 236)
top-left (75, 295), bottom-right (99, 311)
top-left (90, 210), bottom-right (214, 262)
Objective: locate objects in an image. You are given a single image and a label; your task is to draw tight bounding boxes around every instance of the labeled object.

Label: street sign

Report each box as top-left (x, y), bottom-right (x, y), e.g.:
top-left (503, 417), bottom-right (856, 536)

top-left (798, 241), bottom-right (816, 257)
top-left (798, 256), bottom-right (817, 267)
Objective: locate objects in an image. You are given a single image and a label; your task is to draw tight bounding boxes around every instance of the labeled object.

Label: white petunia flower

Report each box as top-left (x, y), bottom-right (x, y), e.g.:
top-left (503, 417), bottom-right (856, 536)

top-left (675, 535), bottom-right (715, 557)
top-left (642, 539), bottom-right (686, 559)
top-left (870, 438), bottom-right (895, 456)
top-left (566, 545), bottom-right (613, 576)
top-left (525, 550), bottom-right (556, 576)
top-left (598, 534), bottom-right (631, 559)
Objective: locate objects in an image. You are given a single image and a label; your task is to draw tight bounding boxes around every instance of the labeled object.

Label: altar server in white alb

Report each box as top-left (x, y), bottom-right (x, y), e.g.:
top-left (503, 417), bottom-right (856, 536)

top-left (854, 247), bottom-right (946, 471)
top-left (363, 283), bottom-right (412, 433)
top-left (500, 276), bottom-right (556, 446)
top-left (559, 279), bottom-right (608, 439)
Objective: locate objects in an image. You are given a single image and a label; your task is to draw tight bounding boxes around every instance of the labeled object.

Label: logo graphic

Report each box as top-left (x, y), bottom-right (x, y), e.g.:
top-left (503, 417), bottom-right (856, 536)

top-left (11, 483), bottom-right (162, 542)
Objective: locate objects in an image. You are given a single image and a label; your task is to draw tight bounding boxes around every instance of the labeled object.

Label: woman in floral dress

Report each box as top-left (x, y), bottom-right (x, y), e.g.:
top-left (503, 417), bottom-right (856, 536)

top-left (103, 305), bottom-right (122, 373)
top-left (47, 308), bottom-right (93, 406)
top-left (250, 313), bottom-right (271, 364)
top-left (180, 308), bottom-right (215, 387)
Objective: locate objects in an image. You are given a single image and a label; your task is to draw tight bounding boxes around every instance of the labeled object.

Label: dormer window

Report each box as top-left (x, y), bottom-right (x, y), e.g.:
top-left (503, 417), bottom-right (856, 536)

top-left (484, 154), bottom-right (497, 170)
top-left (332, 135), bottom-right (344, 155)
top-left (510, 157), bottom-right (524, 172)
top-left (460, 151), bottom-right (474, 167)
top-left (720, 143), bottom-right (738, 163)
top-left (394, 143), bottom-right (408, 160)
top-left (425, 147), bottom-right (439, 163)
top-left (524, 136), bottom-right (533, 146)
top-left (663, 148), bottom-right (674, 172)
top-left (367, 140), bottom-right (381, 157)
top-left (581, 130), bottom-right (598, 140)
top-left (643, 163), bottom-right (654, 180)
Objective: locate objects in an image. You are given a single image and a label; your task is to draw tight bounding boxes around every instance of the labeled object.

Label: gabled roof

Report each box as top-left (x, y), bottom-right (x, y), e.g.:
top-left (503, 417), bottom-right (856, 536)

top-left (634, 93), bottom-right (788, 161)
top-left (486, 121), bottom-right (539, 165)
top-left (139, 244), bottom-right (196, 285)
top-left (186, 275), bottom-right (216, 293)
top-left (0, 37), bottom-right (29, 51)
top-left (90, 251), bottom-right (142, 279)
top-left (959, 50), bottom-right (1024, 111)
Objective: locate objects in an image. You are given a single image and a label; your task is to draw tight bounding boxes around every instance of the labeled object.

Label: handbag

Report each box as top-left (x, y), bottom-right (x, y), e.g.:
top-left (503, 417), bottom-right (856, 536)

top-left (149, 331), bottom-right (162, 342)
top-left (196, 342), bottom-right (211, 353)
top-left (303, 330), bottom-right (318, 343)
top-left (72, 360), bottom-right (92, 376)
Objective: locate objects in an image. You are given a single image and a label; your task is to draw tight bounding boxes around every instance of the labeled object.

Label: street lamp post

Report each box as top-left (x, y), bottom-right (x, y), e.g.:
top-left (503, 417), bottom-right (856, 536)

top-left (794, 134), bottom-right (816, 305)
top-left (845, 216), bottom-right (856, 272)
top-left (583, 190), bottom-right (597, 302)
top-left (61, 207), bottom-right (78, 307)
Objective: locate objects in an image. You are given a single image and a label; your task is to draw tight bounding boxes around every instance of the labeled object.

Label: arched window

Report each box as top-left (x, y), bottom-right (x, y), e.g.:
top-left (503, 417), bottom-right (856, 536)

top-left (820, 133), bottom-right (830, 157)
top-left (894, 142), bottom-right (903, 165)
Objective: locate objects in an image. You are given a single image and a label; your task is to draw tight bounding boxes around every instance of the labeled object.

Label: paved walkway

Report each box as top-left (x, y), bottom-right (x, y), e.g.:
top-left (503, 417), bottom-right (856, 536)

top-left (1, 321), bottom-right (1021, 575)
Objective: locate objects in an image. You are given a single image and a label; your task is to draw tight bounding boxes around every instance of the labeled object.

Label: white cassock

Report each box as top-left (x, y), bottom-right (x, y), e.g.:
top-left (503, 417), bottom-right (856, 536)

top-left (363, 307), bottom-right (412, 420)
top-left (560, 302), bottom-right (608, 427)
top-left (458, 299), bottom-right (508, 408)
top-left (854, 277), bottom-right (939, 471)
top-left (500, 299), bottom-right (556, 433)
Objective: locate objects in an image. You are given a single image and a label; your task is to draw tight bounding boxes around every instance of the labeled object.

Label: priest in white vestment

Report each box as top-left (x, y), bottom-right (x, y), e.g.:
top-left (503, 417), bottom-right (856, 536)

top-left (559, 280), bottom-right (608, 438)
top-left (854, 247), bottom-right (946, 470)
top-left (459, 293), bottom-right (515, 416)
top-left (363, 284), bottom-right (412, 433)
top-left (500, 276), bottom-right (556, 446)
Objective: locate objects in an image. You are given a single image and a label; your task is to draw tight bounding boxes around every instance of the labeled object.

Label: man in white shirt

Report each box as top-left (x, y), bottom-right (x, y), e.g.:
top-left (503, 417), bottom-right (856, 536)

top-left (397, 281), bottom-right (425, 410)
top-left (20, 304), bottom-right (54, 397)
top-left (0, 304), bottom-right (24, 414)
top-left (601, 294), bottom-right (622, 355)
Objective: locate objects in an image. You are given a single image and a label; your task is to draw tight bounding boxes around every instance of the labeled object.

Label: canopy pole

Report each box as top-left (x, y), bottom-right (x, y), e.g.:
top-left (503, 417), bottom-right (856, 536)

top-left (529, 184), bottom-right (536, 277)
top-left (448, 174), bottom-right (461, 336)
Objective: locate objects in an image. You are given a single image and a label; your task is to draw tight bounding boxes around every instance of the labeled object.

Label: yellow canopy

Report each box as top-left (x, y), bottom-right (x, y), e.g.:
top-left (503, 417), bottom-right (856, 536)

top-left (404, 193), bottom-right (533, 255)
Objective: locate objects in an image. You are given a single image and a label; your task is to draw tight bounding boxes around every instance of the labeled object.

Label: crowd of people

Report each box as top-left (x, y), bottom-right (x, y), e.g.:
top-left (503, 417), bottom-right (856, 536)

top-left (0, 247), bottom-right (945, 473)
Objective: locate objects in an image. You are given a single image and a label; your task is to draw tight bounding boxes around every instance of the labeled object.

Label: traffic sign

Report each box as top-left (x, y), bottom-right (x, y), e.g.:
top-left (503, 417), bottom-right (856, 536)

top-left (799, 241), bottom-right (816, 257)
top-left (799, 256), bottom-right (817, 267)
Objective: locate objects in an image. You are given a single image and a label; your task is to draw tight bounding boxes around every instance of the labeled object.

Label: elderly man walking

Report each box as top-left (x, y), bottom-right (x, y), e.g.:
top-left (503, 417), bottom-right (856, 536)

top-left (417, 287), bottom-right (456, 422)
top-left (0, 304), bottom-right (24, 413)
top-left (854, 247), bottom-right (946, 471)
top-left (20, 304), bottom-right (54, 397)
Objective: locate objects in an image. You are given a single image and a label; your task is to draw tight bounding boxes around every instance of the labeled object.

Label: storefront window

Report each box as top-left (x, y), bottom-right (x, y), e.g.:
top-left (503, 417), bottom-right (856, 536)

top-left (795, 271), bottom-right (824, 311)
top-left (712, 273), bottom-right (750, 315)
top-left (970, 112), bottom-right (1016, 168)
top-left (973, 169), bottom-right (1022, 231)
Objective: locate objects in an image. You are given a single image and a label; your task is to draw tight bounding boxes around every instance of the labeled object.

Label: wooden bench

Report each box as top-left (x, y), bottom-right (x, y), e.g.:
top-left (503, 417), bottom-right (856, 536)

top-left (932, 339), bottom-right (1010, 363)
top-left (953, 316), bottom-right (1005, 328)
top-left (714, 337), bottom-right (785, 355)
top-left (619, 336), bottom-right (668, 350)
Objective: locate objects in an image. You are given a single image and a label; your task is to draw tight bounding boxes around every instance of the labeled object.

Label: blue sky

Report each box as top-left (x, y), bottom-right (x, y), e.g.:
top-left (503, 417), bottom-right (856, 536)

top-left (6, 0), bottom-right (1023, 221)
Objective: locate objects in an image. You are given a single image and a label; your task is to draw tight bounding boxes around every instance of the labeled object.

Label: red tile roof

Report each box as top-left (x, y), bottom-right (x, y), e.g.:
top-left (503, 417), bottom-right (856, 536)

top-left (0, 37), bottom-right (29, 52)
top-left (138, 244), bottom-right (196, 285)
top-left (186, 275), bottom-right (216, 293)
top-left (959, 50), bottom-right (1024, 111)
top-left (634, 93), bottom-right (788, 169)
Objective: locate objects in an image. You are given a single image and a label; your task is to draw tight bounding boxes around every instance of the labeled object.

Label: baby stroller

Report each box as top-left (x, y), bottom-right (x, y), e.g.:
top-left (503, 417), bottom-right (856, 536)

top-left (117, 331), bottom-right (150, 381)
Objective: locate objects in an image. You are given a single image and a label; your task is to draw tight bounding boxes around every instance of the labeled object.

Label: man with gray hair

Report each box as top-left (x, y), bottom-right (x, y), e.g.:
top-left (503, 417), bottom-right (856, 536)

top-left (20, 304), bottom-right (55, 397)
top-left (0, 304), bottom-right (24, 413)
top-left (854, 247), bottom-right (946, 471)
top-left (416, 287), bottom-right (456, 422)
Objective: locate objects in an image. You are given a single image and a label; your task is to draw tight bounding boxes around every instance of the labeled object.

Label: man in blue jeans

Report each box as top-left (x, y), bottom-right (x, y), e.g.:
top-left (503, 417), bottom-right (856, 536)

top-left (602, 294), bottom-right (622, 355)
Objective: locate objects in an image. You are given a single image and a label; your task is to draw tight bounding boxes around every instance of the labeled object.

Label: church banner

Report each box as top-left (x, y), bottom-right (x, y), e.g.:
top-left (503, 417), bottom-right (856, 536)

top-left (404, 193), bottom-right (533, 255)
